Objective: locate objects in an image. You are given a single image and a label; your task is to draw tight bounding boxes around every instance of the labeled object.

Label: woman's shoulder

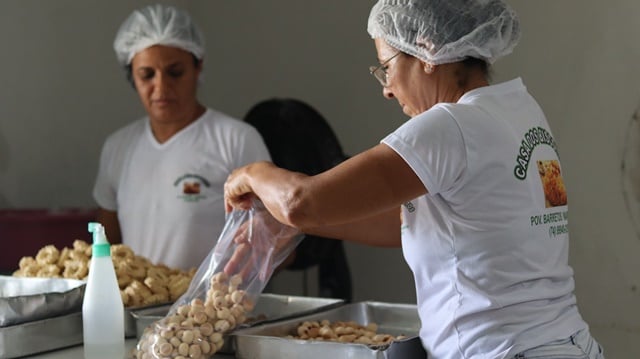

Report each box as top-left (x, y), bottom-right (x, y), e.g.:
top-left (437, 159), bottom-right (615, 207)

top-left (411, 104), bottom-right (460, 124)
top-left (200, 108), bottom-right (263, 136)
top-left (103, 117), bottom-right (147, 146)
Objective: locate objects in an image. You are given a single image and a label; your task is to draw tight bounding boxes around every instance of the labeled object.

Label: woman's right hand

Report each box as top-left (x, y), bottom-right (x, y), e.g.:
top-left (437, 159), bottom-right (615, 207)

top-left (223, 203), bottom-right (302, 281)
top-left (224, 161), bottom-right (273, 213)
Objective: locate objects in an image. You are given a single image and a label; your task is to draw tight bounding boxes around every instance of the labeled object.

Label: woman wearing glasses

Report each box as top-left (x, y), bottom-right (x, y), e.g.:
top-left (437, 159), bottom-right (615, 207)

top-left (92, 4), bottom-right (270, 272)
top-left (224, 0), bottom-right (603, 358)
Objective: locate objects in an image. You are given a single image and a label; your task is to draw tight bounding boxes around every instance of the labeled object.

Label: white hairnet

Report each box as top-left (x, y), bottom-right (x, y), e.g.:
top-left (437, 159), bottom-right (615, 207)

top-left (367, 0), bottom-right (520, 65)
top-left (113, 4), bottom-right (204, 66)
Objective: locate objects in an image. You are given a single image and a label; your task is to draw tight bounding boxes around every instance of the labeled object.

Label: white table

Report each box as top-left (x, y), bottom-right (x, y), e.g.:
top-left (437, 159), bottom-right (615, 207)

top-left (27, 339), bottom-right (235, 359)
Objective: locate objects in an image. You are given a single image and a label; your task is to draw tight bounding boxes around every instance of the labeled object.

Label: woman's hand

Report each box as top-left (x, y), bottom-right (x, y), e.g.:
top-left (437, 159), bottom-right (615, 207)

top-left (223, 204), bottom-right (302, 281)
top-left (224, 161), bottom-right (274, 213)
top-left (222, 145), bottom-right (421, 246)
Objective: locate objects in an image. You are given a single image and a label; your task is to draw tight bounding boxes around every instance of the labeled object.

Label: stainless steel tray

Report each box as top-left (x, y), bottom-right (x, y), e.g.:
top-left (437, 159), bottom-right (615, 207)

top-left (0, 276), bottom-right (85, 327)
top-left (231, 301), bottom-right (427, 359)
top-left (0, 304), bottom-right (171, 357)
top-left (130, 293), bottom-right (344, 353)
top-left (124, 302), bottom-right (171, 338)
top-left (0, 275), bottom-right (148, 338)
top-left (0, 311), bottom-right (83, 358)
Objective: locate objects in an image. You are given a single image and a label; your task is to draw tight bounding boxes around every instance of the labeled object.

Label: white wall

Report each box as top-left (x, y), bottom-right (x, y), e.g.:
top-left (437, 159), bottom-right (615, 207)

top-left (0, 1), bottom-right (638, 357)
top-left (495, 2), bottom-right (640, 358)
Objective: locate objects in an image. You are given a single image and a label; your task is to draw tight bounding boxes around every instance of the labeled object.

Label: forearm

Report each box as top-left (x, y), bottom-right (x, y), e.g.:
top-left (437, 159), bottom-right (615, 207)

top-left (95, 208), bottom-right (122, 244)
top-left (301, 207), bottom-right (402, 248)
top-left (244, 166), bottom-right (402, 246)
top-left (225, 145), bottom-right (426, 245)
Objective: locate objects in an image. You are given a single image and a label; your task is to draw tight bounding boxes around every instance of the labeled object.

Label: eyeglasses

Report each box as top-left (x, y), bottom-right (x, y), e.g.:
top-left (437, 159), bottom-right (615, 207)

top-left (369, 52), bottom-right (401, 87)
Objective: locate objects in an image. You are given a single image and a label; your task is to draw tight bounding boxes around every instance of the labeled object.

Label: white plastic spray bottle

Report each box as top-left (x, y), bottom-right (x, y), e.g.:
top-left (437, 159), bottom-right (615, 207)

top-left (83, 222), bottom-right (125, 359)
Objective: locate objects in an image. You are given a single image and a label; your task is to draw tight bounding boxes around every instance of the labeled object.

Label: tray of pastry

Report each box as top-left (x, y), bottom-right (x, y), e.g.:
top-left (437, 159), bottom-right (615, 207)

top-left (0, 275), bottom-right (85, 327)
top-left (230, 301), bottom-right (426, 359)
top-left (10, 241), bottom-right (197, 338)
top-left (130, 293), bottom-right (345, 353)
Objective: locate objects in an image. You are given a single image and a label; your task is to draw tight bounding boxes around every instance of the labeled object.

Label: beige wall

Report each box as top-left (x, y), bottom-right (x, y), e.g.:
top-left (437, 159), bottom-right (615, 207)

top-left (0, 1), bottom-right (637, 357)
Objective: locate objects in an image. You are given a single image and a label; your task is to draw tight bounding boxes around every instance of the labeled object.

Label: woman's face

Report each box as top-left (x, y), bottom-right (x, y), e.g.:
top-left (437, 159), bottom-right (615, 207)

top-left (130, 45), bottom-right (201, 124)
top-left (374, 38), bottom-right (435, 117)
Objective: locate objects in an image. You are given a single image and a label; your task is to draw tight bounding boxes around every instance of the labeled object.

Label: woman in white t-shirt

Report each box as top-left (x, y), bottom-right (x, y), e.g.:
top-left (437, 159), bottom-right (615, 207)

top-left (93, 4), bottom-right (270, 271)
top-left (223, 1), bottom-right (604, 358)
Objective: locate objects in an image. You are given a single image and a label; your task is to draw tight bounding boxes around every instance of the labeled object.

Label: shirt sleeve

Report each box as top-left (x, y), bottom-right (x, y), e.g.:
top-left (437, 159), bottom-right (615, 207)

top-left (381, 107), bottom-right (467, 195)
top-left (232, 125), bottom-right (272, 168)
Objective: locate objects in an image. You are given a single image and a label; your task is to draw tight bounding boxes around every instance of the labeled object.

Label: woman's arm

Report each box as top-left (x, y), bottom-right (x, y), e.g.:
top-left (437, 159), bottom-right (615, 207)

top-left (225, 143), bottom-right (426, 246)
top-left (96, 208), bottom-right (122, 244)
top-left (303, 207), bottom-right (402, 247)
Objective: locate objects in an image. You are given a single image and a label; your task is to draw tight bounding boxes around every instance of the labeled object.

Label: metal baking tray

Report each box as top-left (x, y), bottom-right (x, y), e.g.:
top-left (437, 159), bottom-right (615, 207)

top-left (0, 275), bottom-right (85, 327)
top-left (231, 301), bottom-right (427, 359)
top-left (0, 275), bottom-right (147, 338)
top-left (0, 311), bottom-right (83, 358)
top-left (130, 293), bottom-right (344, 353)
top-left (124, 302), bottom-right (171, 338)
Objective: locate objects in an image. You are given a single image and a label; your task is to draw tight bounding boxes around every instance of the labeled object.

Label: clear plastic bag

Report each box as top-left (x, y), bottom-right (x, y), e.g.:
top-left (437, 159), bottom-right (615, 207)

top-left (131, 201), bottom-right (302, 359)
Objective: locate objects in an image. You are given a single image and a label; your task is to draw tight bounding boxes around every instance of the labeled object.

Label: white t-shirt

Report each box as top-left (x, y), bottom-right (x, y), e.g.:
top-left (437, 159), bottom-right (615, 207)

top-left (382, 78), bottom-right (587, 359)
top-left (93, 108), bottom-right (270, 270)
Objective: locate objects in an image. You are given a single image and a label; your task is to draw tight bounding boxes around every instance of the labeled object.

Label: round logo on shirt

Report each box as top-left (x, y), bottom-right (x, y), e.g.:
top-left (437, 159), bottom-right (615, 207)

top-left (174, 174), bottom-right (210, 202)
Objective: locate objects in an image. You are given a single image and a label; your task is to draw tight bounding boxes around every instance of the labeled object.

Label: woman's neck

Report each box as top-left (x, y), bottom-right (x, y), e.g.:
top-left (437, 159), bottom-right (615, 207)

top-left (150, 104), bottom-right (206, 143)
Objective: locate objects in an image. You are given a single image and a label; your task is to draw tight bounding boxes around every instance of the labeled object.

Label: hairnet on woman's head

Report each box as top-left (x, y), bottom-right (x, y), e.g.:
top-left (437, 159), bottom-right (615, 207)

top-left (367, 0), bottom-right (520, 65)
top-left (113, 4), bottom-right (204, 66)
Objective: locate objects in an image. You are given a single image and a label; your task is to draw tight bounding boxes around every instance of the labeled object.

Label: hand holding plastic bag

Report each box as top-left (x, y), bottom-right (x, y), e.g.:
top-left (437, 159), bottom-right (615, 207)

top-left (223, 202), bottom-right (302, 281)
top-left (131, 201), bottom-right (302, 359)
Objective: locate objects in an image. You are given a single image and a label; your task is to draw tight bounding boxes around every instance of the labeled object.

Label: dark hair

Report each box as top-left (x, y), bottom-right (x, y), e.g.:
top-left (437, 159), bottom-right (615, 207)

top-left (124, 53), bottom-right (201, 89)
top-left (462, 57), bottom-right (490, 77)
top-left (457, 57), bottom-right (491, 88)
top-left (244, 98), bottom-right (348, 176)
top-left (244, 98), bottom-right (352, 302)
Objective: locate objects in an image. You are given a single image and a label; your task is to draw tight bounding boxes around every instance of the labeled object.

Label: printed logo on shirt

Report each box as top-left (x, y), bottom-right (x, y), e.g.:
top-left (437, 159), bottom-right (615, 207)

top-left (527, 158), bottom-right (569, 239)
top-left (403, 201), bottom-right (416, 213)
top-left (536, 160), bottom-right (567, 208)
top-left (513, 127), bottom-right (559, 180)
top-left (530, 209), bottom-right (569, 239)
top-left (174, 174), bottom-right (210, 202)
top-left (400, 201), bottom-right (415, 232)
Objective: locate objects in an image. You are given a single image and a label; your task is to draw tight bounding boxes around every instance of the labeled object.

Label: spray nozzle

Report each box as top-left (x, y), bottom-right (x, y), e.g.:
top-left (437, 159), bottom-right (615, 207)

top-left (88, 222), bottom-right (107, 244)
top-left (88, 222), bottom-right (110, 257)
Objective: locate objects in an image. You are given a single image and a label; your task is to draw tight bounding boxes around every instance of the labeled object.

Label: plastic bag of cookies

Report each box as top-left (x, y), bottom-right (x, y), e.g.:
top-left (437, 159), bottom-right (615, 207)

top-left (131, 201), bottom-right (302, 359)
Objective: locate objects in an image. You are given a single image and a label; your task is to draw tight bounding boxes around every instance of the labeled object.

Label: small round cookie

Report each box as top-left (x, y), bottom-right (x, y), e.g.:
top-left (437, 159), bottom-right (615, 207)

top-left (111, 244), bottom-right (134, 261)
top-left (117, 273), bottom-right (133, 289)
top-left (120, 259), bottom-right (147, 280)
top-left (68, 249), bottom-right (89, 263)
top-left (169, 276), bottom-right (191, 301)
top-left (63, 259), bottom-right (89, 279)
top-left (35, 245), bottom-right (60, 265)
top-left (72, 239), bottom-right (92, 257)
top-left (36, 264), bottom-right (61, 278)
top-left (18, 256), bottom-right (37, 269)
top-left (144, 276), bottom-right (169, 295)
top-left (57, 247), bottom-right (71, 268)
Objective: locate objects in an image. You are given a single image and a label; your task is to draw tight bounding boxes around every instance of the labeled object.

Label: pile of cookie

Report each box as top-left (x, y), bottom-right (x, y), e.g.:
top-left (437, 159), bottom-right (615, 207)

top-left (132, 272), bottom-right (254, 359)
top-left (288, 319), bottom-right (407, 346)
top-left (12, 241), bottom-right (194, 308)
